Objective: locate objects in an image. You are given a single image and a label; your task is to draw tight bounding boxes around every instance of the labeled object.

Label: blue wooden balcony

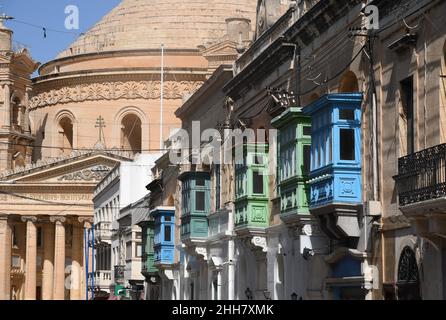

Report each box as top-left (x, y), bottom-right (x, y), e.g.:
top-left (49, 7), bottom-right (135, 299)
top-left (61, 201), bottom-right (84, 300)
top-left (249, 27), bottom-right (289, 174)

top-left (150, 207), bottom-right (175, 266)
top-left (302, 93), bottom-right (363, 240)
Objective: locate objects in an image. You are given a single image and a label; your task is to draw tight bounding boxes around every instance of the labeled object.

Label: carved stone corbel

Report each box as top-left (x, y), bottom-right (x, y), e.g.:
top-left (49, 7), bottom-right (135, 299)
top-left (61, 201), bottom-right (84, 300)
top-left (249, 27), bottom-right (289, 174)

top-left (251, 236), bottom-right (267, 252)
top-left (195, 246), bottom-right (208, 260)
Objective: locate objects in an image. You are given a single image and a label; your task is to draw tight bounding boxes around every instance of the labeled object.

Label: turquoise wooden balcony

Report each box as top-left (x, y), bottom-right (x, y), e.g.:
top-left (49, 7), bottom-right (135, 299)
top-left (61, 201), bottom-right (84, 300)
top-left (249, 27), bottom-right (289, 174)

top-left (178, 171), bottom-right (210, 242)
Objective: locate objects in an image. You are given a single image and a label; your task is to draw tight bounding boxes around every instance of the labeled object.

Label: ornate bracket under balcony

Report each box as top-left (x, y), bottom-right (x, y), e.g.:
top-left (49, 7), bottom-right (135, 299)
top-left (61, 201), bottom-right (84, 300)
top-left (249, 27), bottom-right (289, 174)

top-left (194, 246), bottom-right (208, 260)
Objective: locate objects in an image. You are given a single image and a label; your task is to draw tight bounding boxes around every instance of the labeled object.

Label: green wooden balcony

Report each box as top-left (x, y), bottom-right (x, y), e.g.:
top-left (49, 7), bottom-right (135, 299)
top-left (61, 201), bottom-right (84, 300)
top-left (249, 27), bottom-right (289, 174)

top-left (272, 107), bottom-right (312, 225)
top-left (234, 144), bottom-right (270, 231)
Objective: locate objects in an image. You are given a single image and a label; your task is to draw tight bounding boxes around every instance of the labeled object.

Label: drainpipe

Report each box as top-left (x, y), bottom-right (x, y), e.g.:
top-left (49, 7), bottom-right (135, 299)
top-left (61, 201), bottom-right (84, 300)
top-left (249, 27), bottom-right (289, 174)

top-left (228, 202), bottom-right (235, 300)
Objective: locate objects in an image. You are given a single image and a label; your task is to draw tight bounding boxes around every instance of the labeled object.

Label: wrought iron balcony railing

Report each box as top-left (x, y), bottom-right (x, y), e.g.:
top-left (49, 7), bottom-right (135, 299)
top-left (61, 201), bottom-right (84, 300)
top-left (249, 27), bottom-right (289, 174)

top-left (396, 143), bottom-right (446, 206)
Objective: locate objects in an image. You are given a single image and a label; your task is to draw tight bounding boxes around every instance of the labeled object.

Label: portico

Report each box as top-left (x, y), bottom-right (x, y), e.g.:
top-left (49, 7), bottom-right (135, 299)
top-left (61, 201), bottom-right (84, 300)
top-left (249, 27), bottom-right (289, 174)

top-left (0, 150), bottom-right (131, 299)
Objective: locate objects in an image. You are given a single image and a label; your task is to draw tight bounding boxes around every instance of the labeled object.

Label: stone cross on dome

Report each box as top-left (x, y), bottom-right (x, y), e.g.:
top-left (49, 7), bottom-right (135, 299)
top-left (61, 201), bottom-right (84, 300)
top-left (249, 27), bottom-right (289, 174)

top-left (95, 115), bottom-right (106, 146)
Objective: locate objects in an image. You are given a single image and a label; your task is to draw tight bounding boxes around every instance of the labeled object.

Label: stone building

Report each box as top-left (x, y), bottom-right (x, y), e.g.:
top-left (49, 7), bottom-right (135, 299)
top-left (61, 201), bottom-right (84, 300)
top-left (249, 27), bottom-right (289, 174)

top-left (374, 0), bottom-right (446, 300)
top-left (29, 0), bottom-right (258, 160)
top-left (0, 0), bottom-right (259, 300)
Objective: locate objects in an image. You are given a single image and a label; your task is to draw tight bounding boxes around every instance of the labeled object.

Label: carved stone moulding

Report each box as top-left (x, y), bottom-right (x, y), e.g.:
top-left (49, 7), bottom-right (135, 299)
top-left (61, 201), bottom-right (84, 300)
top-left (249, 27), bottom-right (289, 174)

top-left (30, 80), bottom-right (205, 109)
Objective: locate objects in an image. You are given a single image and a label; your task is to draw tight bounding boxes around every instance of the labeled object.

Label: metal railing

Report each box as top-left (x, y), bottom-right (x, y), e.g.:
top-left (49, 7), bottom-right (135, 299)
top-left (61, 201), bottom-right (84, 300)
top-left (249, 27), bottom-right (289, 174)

top-left (396, 143), bottom-right (446, 206)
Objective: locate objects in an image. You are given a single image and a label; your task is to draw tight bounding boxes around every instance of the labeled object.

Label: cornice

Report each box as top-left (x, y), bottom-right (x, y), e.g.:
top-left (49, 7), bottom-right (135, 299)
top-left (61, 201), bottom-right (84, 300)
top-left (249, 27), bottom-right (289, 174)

top-left (39, 48), bottom-right (203, 74)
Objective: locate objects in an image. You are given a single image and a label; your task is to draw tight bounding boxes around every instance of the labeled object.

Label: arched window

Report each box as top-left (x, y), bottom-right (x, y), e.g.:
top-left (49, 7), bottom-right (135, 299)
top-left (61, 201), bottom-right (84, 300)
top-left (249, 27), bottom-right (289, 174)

top-left (58, 117), bottom-right (74, 153)
top-left (121, 114), bottom-right (142, 154)
top-left (397, 246), bottom-right (421, 300)
top-left (338, 71), bottom-right (359, 93)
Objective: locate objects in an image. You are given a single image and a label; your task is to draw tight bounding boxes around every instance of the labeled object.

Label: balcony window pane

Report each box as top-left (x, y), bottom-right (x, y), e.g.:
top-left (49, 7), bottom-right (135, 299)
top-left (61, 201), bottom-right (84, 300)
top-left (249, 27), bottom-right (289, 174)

top-left (126, 241), bottom-right (132, 260)
top-left (196, 191), bottom-right (205, 211)
top-left (303, 126), bottom-right (311, 136)
top-left (340, 129), bottom-right (355, 160)
top-left (253, 171), bottom-right (264, 194)
top-left (164, 226), bottom-right (171, 242)
top-left (303, 145), bottom-right (311, 175)
top-left (340, 109), bottom-right (355, 121)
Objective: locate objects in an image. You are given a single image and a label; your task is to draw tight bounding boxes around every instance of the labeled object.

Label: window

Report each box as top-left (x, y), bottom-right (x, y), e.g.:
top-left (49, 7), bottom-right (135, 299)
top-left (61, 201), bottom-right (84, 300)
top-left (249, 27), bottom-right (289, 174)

top-left (253, 154), bottom-right (264, 165)
top-left (164, 225), bottom-right (171, 242)
top-left (340, 129), bottom-right (355, 160)
top-left (303, 145), bottom-right (311, 174)
top-left (12, 226), bottom-right (18, 248)
top-left (11, 255), bottom-right (20, 268)
top-left (121, 114), bottom-right (142, 155)
top-left (164, 216), bottom-right (171, 222)
top-left (136, 244), bottom-right (142, 258)
top-left (252, 171), bottom-right (264, 194)
top-left (401, 76), bottom-right (414, 155)
top-left (340, 109), bottom-right (355, 121)
top-left (303, 126), bottom-right (312, 136)
top-left (58, 117), bottom-right (74, 153)
top-left (196, 179), bottom-right (205, 186)
top-left (126, 241), bottom-right (132, 260)
top-left (196, 191), bottom-right (205, 211)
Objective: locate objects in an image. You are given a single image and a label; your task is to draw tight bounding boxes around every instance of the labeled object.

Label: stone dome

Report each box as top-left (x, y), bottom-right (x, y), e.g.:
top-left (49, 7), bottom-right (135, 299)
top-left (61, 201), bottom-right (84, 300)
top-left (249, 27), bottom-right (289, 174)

top-left (58, 0), bottom-right (258, 58)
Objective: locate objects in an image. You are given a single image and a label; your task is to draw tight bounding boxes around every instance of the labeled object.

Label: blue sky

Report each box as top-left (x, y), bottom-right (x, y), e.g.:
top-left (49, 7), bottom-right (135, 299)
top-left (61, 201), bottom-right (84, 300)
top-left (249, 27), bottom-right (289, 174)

top-left (2, 0), bottom-right (121, 71)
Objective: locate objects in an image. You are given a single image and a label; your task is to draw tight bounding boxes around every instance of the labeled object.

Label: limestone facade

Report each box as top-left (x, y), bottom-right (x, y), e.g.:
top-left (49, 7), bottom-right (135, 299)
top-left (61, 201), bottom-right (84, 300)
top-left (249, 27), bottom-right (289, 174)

top-left (0, 0), bottom-right (259, 300)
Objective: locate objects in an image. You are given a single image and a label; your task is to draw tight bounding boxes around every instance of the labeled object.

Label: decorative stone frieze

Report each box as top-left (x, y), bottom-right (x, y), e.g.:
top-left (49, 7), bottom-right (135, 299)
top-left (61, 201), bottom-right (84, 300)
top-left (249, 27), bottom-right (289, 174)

top-left (30, 80), bottom-right (204, 109)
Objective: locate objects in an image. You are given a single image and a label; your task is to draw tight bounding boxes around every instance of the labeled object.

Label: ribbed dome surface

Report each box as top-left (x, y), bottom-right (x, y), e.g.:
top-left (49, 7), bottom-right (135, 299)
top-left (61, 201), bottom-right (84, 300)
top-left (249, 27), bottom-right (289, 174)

top-left (57, 0), bottom-right (257, 58)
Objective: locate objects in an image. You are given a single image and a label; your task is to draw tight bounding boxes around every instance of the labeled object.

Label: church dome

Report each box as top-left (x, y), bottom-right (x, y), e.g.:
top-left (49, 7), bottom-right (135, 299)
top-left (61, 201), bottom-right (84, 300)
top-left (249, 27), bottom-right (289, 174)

top-left (58, 0), bottom-right (257, 58)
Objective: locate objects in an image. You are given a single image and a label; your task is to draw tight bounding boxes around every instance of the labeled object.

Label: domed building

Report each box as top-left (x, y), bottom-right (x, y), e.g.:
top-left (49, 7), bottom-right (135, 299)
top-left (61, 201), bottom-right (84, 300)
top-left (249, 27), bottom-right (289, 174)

top-left (0, 0), bottom-right (257, 300)
top-left (29, 0), bottom-right (257, 160)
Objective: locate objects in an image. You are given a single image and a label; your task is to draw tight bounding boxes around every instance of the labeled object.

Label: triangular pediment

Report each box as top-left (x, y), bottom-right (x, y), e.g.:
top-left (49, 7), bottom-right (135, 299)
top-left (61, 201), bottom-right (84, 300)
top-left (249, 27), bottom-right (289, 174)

top-left (12, 51), bottom-right (40, 74)
top-left (201, 40), bottom-right (239, 57)
top-left (0, 151), bottom-right (132, 184)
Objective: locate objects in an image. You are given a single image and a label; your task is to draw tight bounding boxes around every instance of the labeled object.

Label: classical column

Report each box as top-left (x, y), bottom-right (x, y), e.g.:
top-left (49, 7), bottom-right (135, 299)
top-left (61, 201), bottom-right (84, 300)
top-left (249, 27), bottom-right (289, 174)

top-left (0, 214), bottom-right (12, 300)
top-left (70, 223), bottom-right (83, 300)
top-left (79, 217), bottom-right (92, 300)
top-left (51, 216), bottom-right (66, 300)
top-left (2, 81), bottom-right (11, 129)
top-left (42, 222), bottom-right (54, 300)
top-left (216, 268), bottom-right (222, 300)
top-left (22, 216), bottom-right (37, 300)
